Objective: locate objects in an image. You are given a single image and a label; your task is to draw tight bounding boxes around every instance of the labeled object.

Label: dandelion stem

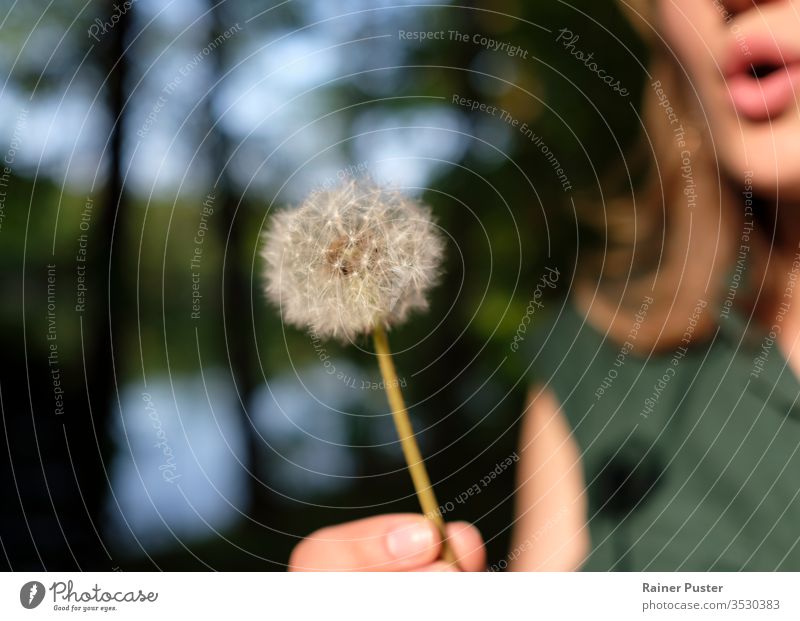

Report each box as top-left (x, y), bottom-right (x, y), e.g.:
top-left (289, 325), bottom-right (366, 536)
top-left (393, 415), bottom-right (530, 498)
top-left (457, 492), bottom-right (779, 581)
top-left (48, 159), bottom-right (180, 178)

top-left (372, 324), bottom-right (457, 566)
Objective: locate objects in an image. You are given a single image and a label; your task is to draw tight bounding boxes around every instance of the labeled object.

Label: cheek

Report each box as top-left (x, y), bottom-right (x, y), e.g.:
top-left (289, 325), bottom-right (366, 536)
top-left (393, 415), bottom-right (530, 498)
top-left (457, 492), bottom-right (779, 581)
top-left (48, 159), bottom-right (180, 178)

top-left (656, 0), bottom-right (719, 55)
top-left (655, 0), bottom-right (722, 93)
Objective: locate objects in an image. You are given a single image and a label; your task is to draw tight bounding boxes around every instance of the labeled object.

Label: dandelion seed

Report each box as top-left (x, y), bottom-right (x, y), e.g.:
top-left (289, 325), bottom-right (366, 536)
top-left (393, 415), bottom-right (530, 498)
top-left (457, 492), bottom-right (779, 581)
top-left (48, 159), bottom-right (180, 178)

top-left (261, 178), bottom-right (445, 342)
top-left (260, 178), bottom-right (456, 565)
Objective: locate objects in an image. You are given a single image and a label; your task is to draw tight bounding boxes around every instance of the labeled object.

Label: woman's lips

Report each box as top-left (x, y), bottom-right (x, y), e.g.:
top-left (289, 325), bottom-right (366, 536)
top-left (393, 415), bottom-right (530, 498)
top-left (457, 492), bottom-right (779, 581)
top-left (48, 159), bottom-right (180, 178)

top-left (725, 36), bottom-right (800, 122)
top-left (727, 65), bottom-right (800, 121)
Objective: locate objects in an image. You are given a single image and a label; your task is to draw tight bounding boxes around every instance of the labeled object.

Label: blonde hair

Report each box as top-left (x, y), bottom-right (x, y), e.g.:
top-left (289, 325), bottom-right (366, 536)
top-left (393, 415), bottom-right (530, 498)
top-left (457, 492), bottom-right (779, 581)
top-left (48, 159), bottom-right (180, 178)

top-left (576, 0), bottom-right (753, 351)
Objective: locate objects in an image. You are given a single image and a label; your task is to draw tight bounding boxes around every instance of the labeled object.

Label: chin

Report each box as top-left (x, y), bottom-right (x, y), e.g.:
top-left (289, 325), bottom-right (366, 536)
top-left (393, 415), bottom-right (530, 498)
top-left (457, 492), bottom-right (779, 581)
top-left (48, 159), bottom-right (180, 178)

top-left (717, 112), bottom-right (800, 203)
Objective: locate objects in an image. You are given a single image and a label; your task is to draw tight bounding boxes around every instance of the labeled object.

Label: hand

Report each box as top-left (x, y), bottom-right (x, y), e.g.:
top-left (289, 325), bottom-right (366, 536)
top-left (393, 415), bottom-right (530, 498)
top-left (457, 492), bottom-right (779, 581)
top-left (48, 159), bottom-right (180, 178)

top-left (288, 513), bottom-right (486, 571)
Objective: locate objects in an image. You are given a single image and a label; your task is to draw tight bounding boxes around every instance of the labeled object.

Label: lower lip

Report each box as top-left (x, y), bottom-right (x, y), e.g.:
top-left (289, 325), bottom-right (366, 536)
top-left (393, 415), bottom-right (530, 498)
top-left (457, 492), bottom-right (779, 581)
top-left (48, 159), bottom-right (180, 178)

top-left (727, 64), bottom-right (800, 121)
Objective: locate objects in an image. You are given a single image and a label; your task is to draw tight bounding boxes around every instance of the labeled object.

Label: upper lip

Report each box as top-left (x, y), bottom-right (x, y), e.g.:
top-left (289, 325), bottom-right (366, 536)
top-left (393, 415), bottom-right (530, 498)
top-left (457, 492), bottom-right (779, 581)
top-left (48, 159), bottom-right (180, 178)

top-left (724, 34), bottom-right (800, 80)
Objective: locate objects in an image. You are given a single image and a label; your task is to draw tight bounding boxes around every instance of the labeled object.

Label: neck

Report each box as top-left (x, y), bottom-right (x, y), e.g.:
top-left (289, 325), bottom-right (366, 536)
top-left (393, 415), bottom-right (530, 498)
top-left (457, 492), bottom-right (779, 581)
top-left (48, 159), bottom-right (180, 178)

top-left (746, 193), bottom-right (800, 375)
top-left (773, 201), bottom-right (800, 256)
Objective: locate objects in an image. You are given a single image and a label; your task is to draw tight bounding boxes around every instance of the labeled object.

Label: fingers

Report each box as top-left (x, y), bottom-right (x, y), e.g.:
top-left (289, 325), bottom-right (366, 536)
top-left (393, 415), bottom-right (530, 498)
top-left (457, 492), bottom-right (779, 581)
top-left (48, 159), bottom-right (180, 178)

top-left (289, 514), bottom-right (441, 571)
top-left (444, 521), bottom-right (487, 572)
top-left (289, 515), bottom-right (487, 572)
top-left (413, 561), bottom-right (459, 572)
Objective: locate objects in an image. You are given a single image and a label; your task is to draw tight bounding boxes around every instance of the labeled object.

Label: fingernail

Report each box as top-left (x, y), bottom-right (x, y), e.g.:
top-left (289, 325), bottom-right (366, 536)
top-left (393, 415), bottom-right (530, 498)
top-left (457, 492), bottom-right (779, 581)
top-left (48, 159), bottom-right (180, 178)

top-left (386, 521), bottom-right (435, 558)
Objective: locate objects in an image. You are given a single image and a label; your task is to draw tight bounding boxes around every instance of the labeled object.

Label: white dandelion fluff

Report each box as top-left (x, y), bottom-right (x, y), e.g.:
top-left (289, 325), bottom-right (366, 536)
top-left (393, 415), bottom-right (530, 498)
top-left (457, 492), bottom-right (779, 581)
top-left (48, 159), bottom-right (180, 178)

top-left (261, 178), bottom-right (457, 563)
top-left (261, 179), bottom-right (446, 342)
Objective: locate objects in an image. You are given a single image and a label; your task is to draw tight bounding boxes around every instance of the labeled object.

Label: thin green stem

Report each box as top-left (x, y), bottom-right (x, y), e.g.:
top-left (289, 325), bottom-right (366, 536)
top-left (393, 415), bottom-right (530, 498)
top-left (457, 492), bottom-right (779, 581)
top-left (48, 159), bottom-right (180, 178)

top-left (372, 324), bottom-right (456, 566)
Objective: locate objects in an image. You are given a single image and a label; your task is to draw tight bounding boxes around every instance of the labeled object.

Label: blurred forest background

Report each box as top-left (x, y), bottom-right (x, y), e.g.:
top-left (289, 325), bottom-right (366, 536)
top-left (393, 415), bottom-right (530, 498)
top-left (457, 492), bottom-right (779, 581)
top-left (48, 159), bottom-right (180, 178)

top-left (0, 0), bottom-right (646, 569)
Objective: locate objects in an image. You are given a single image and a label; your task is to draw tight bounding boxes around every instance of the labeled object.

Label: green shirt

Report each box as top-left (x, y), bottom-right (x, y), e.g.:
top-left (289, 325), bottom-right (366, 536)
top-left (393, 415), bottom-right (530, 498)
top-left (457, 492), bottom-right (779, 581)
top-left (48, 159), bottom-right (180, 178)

top-left (531, 299), bottom-right (800, 570)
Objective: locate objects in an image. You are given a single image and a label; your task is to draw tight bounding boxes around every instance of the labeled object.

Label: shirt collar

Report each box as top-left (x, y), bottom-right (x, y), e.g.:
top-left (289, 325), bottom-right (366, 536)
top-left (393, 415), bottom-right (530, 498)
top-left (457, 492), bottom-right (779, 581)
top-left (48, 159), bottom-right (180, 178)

top-left (717, 306), bottom-right (800, 418)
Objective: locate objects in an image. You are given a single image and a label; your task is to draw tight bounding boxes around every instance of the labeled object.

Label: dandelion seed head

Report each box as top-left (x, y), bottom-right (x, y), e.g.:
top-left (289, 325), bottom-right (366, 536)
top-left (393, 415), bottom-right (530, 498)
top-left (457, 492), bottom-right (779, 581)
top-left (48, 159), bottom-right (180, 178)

top-left (261, 179), bottom-right (446, 342)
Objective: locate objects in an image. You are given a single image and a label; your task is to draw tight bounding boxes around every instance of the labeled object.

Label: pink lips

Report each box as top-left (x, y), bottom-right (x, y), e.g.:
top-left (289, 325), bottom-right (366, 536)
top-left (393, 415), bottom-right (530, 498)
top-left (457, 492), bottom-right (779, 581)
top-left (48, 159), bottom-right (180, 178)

top-left (725, 36), bottom-right (800, 121)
